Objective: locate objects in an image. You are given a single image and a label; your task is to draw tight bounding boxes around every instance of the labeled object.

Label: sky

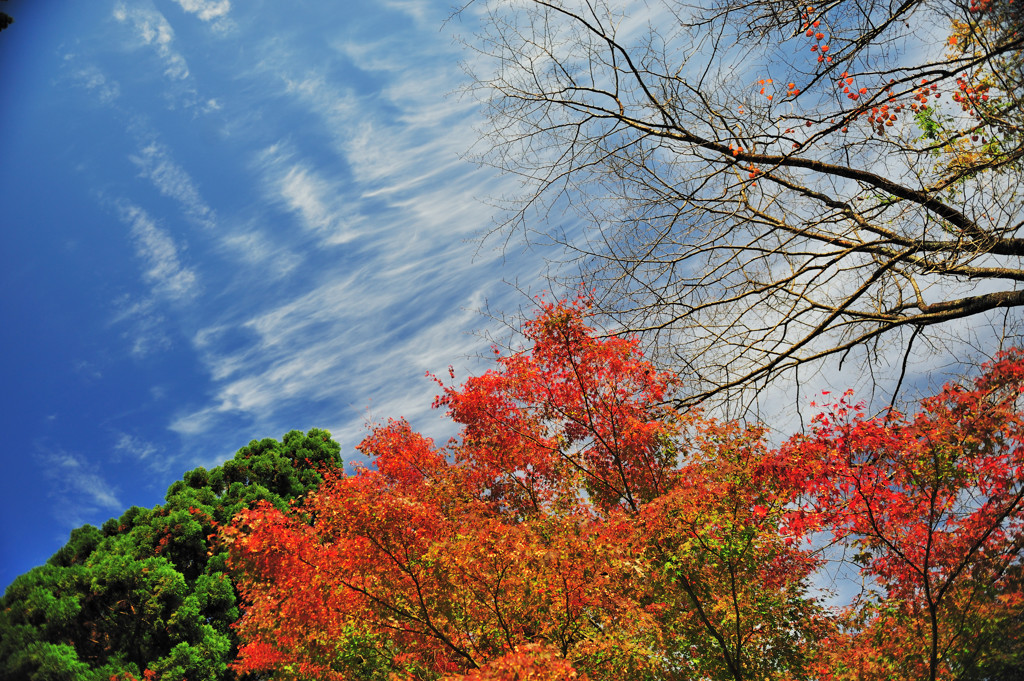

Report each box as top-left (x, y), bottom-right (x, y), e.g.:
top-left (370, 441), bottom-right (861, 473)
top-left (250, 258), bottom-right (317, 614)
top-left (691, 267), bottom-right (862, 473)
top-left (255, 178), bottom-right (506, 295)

top-left (0, 0), bottom-right (1003, 595)
top-left (0, 0), bottom-right (563, 589)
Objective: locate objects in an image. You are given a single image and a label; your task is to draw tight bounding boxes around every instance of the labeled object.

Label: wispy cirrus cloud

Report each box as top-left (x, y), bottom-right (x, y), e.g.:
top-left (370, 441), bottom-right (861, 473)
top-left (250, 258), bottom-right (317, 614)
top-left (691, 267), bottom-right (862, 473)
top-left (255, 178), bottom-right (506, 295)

top-left (108, 201), bottom-right (199, 358)
top-left (170, 273), bottom-right (493, 452)
top-left (164, 4), bottom-right (550, 453)
top-left (118, 203), bottom-right (201, 302)
top-left (66, 61), bottom-right (121, 103)
top-left (376, 0), bottom-right (432, 25)
top-left (113, 3), bottom-right (190, 80)
top-left (110, 295), bottom-right (173, 359)
top-left (113, 432), bottom-right (159, 461)
top-left (278, 164), bottom-right (354, 242)
top-left (171, 0), bottom-right (231, 23)
top-left (274, 43), bottom-right (480, 203)
top-left (219, 230), bottom-right (302, 279)
top-left (255, 146), bottom-right (360, 246)
top-left (130, 140), bottom-right (217, 230)
top-left (41, 446), bottom-right (123, 528)
top-left (112, 431), bottom-right (174, 473)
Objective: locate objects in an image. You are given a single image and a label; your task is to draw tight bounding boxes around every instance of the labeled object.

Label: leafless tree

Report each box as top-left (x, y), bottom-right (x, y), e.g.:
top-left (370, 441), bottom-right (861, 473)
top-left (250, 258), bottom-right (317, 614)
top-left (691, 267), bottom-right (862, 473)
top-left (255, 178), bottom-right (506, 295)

top-left (462, 0), bottom-right (1024, 412)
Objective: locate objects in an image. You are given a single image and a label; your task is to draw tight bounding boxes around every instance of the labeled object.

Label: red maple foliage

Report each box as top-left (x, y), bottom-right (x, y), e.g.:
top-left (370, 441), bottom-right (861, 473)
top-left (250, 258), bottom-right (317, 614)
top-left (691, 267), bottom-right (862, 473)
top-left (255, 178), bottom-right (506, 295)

top-left (222, 299), bottom-right (1024, 681)
top-left (780, 350), bottom-right (1024, 680)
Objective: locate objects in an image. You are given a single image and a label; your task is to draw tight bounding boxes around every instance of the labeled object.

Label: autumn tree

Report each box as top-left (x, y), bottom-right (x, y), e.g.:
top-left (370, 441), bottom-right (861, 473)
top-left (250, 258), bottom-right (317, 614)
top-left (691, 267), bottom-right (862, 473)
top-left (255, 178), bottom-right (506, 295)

top-left (222, 300), bottom-right (829, 680)
top-left (224, 301), bottom-right (1024, 681)
top-left (463, 0), bottom-right (1024, 410)
top-left (0, 428), bottom-right (340, 681)
top-left (779, 350), bottom-right (1024, 680)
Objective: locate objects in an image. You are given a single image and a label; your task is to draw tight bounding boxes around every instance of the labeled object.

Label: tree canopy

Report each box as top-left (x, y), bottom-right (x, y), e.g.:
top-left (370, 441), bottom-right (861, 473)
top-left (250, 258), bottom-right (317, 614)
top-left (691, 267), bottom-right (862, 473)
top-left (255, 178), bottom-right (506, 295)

top-left (0, 428), bottom-right (341, 681)
top-left (223, 300), bottom-right (1024, 681)
top-left (1, 0), bottom-right (13, 33)
top-left (465, 0), bottom-right (1024, 409)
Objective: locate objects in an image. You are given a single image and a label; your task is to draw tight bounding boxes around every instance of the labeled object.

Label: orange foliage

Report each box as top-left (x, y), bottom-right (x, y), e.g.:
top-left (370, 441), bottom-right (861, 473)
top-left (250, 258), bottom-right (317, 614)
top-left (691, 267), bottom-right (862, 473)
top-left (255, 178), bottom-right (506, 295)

top-left (222, 301), bottom-right (1024, 681)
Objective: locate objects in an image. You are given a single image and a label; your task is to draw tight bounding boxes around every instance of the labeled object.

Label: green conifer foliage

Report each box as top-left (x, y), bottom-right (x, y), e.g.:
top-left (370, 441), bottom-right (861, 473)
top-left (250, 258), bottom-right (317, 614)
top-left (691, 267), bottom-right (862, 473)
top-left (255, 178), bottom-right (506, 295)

top-left (0, 429), bottom-right (341, 681)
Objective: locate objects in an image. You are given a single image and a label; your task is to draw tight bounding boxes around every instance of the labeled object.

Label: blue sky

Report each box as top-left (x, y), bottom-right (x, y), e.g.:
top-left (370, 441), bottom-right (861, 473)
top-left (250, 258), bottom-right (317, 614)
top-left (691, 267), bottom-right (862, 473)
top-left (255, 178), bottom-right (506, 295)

top-left (0, 0), bottom-right (559, 588)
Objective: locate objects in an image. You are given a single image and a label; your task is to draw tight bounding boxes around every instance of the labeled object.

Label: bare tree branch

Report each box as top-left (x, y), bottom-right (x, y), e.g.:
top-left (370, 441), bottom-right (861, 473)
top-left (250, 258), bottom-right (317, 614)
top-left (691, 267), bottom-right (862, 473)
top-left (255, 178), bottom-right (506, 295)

top-left (463, 0), bottom-right (1024, 409)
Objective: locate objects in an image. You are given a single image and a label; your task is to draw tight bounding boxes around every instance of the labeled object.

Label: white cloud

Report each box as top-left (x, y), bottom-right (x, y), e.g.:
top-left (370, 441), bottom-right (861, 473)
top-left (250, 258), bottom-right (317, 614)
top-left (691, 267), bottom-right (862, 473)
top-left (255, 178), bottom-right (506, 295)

top-left (170, 407), bottom-right (220, 437)
top-left (42, 448), bottom-right (123, 525)
top-left (113, 432), bottom-right (159, 461)
top-left (334, 37), bottom-right (415, 73)
top-left (161, 8), bottom-right (557, 453)
top-left (170, 214), bottom-right (519, 449)
top-left (73, 360), bottom-right (104, 381)
top-left (113, 3), bottom-right (190, 80)
top-left (110, 295), bottom-right (172, 359)
top-left (219, 230), bottom-right (301, 278)
top-left (129, 141), bottom-right (217, 230)
top-left (252, 143), bottom-right (363, 246)
top-left (51, 5), bottom-right (569, 460)
top-left (253, 34), bottom-right (507, 235)
top-left (171, 0), bottom-right (231, 22)
top-left (278, 164), bottom-right (359, 244)
top-left (117, 203), bottom-right (200, 302)
top-left (68, 62), bottom-right (121, 103)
